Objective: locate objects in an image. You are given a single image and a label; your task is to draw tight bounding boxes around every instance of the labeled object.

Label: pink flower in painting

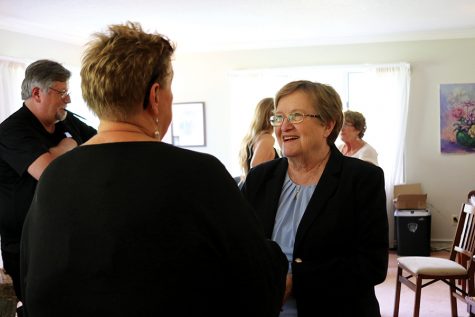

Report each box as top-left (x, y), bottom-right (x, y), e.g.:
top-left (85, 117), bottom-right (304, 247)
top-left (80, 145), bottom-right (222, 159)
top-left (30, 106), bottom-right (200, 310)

top-left (451, 107), bottom-right (465, 120)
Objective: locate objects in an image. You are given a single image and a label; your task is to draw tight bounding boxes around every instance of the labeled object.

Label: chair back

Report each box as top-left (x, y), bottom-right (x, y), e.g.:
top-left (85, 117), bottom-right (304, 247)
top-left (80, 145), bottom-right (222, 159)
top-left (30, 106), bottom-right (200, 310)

top-left (451, 204), bottom-right (475, 281)
top-left (468, 190), bottom-right (475, 205)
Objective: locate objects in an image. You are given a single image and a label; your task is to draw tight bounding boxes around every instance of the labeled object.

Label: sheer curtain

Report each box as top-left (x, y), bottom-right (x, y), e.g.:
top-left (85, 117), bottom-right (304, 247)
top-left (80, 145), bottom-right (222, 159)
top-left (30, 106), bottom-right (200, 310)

top-left (365, 63), bottom-right (411, 247)
top-left (0, 58), bottom-right (26, 122)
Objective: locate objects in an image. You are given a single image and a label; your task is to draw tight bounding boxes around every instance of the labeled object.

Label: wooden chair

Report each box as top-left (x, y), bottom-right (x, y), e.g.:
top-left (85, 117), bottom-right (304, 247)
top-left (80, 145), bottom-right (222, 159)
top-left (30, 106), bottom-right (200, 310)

top-left (393, 203), bottom-right (475, 317)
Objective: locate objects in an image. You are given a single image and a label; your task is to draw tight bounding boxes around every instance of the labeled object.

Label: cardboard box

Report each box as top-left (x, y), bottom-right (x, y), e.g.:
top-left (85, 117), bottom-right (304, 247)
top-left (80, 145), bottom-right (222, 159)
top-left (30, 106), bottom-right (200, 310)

top-left (393, 183), bottom-right (427, 209)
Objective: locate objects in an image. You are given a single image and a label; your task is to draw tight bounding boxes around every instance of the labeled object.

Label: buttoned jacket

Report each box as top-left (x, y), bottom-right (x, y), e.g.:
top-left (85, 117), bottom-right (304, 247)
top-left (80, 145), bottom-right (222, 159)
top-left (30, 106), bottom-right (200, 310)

top-left (242, 144), bottom-right (388, 316)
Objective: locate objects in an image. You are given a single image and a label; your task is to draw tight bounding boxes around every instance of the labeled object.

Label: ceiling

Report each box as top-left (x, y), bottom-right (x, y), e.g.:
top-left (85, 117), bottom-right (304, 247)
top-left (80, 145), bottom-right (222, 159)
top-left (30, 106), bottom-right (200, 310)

top-left (1, 0), bottom-right (475, 53)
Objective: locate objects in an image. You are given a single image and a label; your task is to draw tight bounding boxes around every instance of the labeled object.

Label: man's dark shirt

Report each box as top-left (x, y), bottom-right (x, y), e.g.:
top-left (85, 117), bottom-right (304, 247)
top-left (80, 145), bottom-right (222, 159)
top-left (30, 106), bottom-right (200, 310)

top-left (0, 104), bottom-right (96, 251)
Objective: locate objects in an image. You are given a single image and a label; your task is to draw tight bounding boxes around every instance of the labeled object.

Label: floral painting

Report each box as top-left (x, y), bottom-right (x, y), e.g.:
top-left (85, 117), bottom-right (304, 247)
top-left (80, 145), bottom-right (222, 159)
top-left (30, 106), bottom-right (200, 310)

top-left (440, 83), bottom-right (475, 153)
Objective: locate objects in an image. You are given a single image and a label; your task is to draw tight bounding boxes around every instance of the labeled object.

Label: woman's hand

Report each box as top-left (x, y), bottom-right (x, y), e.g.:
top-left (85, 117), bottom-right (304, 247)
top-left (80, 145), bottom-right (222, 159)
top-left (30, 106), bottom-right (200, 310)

top-left (282, 273), bottom-right (293, 307)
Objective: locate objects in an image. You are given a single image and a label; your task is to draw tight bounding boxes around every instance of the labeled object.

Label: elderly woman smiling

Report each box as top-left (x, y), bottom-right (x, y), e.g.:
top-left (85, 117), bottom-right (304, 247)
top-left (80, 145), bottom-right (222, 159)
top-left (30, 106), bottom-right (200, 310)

top-left (242, 80), bottom-right (388, 317)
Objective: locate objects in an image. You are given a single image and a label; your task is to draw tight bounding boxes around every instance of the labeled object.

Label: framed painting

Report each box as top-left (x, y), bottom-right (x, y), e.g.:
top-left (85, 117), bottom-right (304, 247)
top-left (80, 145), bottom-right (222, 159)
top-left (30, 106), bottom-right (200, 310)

top-left (440, 83), bottom-right (475, 153)
top-left (171, 102), bottom-right (206, 147)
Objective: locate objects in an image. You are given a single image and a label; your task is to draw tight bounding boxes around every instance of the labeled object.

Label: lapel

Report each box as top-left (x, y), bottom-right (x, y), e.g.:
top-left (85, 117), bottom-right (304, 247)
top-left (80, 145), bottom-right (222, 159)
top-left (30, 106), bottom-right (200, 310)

top-left (294, 145), bottom-right (344, 249)
top-left (261, 159), bottom-right (288, 237)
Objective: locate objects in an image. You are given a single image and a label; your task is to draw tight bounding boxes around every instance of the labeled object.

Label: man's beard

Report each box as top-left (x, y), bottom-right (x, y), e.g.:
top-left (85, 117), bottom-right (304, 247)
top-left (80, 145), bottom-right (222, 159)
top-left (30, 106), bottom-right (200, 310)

top-left (56, 109), bottom-right (68, 122)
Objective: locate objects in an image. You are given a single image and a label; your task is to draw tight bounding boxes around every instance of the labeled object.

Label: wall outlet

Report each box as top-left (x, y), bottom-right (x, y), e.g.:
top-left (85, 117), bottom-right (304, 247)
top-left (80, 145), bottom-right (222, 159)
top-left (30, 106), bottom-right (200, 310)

top-left (452, 214), bottom-right (459, 226)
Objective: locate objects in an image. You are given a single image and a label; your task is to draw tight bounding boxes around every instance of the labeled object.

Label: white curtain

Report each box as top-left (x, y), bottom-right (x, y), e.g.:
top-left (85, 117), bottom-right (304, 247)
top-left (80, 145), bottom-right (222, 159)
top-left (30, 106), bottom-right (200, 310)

top-left (0, 58), bottom-right (26, 122)
top-left (365, 63), bottom-right (411, 247)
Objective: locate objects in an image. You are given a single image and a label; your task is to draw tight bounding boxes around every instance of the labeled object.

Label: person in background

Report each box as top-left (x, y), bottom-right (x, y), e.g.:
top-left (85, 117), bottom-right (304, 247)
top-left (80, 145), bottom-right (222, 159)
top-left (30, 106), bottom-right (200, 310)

top-left (338, 109), bottom-right (378, 165)
top-left (242, 80), bottom-right (388, 317)
top-left (0, 59), bottom-right (96, 317)
top-left (238, 97), bottom-right (279, 185)
top-left (20, 22), bottom-right (287, 317)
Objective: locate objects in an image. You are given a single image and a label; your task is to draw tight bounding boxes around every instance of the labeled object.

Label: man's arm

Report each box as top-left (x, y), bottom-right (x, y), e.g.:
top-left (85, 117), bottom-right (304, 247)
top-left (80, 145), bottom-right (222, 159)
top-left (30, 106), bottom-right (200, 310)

top-left (27, 137), bottom-right (78, 180)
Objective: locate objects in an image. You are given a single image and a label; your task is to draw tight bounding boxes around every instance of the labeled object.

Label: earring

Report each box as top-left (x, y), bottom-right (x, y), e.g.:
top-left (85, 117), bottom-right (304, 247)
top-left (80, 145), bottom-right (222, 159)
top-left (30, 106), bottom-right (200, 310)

top-left (154, 118), bottom-right (160, 139)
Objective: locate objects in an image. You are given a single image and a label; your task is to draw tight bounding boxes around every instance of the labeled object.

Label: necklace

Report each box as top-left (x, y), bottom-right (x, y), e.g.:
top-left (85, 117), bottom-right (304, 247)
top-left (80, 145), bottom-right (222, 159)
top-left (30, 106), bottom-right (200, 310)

top-left (99, 129), bottom-right (144, 134)
top-left (294, 149), bottom-right (331, 200)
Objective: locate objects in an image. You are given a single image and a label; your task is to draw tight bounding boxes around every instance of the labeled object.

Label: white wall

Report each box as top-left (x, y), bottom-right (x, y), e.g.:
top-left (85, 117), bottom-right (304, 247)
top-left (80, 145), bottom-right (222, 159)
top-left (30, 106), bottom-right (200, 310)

top-left (2, 28), bottom-right (474, 245)
top-left (174, 39), bottom-right (475, 245)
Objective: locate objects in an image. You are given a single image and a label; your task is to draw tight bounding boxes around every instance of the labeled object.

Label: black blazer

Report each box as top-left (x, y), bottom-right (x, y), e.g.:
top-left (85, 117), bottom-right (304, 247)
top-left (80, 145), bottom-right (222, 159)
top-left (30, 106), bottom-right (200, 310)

top-left (242, 144), bottom-right (388, 317)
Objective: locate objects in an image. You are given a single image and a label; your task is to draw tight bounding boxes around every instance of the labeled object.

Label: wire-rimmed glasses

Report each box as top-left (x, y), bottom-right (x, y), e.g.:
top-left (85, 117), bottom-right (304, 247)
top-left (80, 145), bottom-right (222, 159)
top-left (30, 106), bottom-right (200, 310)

top-left (269, 112), bottom-right (322, 127)
top-left (49, 87), bottom-right (70, 99)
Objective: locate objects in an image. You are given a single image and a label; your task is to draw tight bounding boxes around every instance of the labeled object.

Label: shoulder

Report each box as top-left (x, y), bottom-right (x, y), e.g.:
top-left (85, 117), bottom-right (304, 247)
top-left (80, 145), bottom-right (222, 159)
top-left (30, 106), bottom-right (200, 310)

top-left (253, 132), bottom-right (275, 145)
top-left (0, 108), bottom-right (39, 143)
top-left (156, 143), bottom-right (233, 181)
top-left (357, 142), bottom-right (378, 165)
top-left (245, 158), bottom-right (286, 184)
top-left (329, 146), bottom-right (382, 177)
top-left (0, 106), bottom-right (29, 130)
top-left (242, 158), bottom-right (286, 199)
top-left (341, 155), bottom-right (384, 181)
top-left (361, 142), bottom-right (377, 154)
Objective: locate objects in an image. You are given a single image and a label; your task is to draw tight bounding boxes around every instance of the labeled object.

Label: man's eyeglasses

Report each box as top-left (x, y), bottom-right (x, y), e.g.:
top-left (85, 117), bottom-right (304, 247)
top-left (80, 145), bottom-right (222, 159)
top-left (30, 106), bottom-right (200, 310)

top-left (49, 87), bottom-right (70, 99)
top-left (269, 112), bottom-right (323, 127)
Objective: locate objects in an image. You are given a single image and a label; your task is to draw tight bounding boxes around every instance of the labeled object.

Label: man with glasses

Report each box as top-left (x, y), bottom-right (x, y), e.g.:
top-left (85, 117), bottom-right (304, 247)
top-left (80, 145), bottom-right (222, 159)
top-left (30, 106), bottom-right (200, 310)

top-left (0, 59), bottom-right (96, 316)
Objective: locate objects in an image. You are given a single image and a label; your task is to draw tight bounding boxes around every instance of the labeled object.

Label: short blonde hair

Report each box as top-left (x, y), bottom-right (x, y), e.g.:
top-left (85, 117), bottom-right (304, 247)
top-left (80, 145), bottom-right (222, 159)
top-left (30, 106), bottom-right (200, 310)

top-left (81, 22), bottom-right (175, 120)
top-left (275, 80), bottom-right (343, 145)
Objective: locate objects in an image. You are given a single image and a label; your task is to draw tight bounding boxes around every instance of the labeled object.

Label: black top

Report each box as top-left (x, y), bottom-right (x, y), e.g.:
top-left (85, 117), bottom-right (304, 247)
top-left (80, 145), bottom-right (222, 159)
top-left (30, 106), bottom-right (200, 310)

top-left (242, 145), bottom-right (389, 317)
top-left (21, 142), bottom-right (287, 317)
top-left (246, 145), bottom-right (279, 172)
top-left (0, 105), bottom-right (96, 251)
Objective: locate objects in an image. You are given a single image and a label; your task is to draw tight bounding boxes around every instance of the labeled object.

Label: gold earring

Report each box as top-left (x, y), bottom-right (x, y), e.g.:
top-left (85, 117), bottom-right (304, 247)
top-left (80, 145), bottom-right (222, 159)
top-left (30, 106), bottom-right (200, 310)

top-left (154, 118), bottom-right (160, 139)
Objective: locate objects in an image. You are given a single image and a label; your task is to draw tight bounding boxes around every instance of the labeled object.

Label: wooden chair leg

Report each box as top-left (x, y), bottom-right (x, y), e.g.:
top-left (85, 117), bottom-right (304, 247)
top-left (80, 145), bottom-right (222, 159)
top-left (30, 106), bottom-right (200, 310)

top-left (449, 279), bottom-right (458, 317)
top-left (393, 266), bottom-right (402, 317)
top-left (413, 277), bottom-right (422, 317)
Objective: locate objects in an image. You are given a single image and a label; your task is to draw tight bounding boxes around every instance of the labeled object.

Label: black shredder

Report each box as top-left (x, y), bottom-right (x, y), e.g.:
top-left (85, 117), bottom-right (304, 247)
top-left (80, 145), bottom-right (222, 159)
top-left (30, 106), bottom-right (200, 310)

top-left (394, 209), bottom-right (431, 256)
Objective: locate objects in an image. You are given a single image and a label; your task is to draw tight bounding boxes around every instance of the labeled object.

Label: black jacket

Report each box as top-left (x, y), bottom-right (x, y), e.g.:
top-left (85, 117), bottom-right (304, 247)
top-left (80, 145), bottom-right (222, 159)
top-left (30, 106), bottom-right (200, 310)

top-left (242, 145), bottom-right (388, 317)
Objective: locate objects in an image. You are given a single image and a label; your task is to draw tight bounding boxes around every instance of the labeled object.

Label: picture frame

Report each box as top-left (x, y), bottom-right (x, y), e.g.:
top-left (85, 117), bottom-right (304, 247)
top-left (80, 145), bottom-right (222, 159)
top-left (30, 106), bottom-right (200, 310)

top-left (440, 83), bottom-right (475, 153)
top-left (171, 102), bottom-right (206, 147)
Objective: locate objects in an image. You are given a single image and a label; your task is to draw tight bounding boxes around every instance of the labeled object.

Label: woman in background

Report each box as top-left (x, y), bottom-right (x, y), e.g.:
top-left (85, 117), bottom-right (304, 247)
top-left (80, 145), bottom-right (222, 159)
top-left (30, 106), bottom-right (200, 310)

top-left (238, 97), bottom-right (279, 184)
top-left (338, 110), bottom-right (379, 165)
top-left (20, 22), bottom-right (287, 317)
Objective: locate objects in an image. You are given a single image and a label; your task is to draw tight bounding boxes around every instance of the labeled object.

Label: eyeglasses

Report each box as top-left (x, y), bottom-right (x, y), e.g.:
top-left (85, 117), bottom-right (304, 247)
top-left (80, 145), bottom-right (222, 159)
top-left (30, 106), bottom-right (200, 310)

top-left (269, 112), bottom-right (323, 127)
top-left (342, 122), bottom-right (354, 128)
top-left (49, 87), bottom-right (70, 99)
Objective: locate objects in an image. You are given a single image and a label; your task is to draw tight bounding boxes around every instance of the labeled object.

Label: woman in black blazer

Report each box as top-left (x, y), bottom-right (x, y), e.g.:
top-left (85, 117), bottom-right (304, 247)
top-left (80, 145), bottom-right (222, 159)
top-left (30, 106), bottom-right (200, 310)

top-left (242, 80), bottom-right (388, 317)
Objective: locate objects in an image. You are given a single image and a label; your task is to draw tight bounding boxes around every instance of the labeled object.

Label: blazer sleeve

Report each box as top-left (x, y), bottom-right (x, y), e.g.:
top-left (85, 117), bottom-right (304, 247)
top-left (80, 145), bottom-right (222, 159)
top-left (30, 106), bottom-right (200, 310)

top-left (353, 164), bottom-right (389, 286)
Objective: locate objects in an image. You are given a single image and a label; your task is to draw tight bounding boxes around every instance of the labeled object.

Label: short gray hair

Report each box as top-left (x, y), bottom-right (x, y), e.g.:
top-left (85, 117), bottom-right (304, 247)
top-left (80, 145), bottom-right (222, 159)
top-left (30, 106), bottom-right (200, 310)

top-left (21, 60), bottom-right (71, 100)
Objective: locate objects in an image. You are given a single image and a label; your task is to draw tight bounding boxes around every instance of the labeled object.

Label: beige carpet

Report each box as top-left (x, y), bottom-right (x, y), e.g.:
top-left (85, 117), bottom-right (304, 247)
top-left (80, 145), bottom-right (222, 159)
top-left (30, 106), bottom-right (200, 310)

top-left (376, 250), bottom-right (469, 317)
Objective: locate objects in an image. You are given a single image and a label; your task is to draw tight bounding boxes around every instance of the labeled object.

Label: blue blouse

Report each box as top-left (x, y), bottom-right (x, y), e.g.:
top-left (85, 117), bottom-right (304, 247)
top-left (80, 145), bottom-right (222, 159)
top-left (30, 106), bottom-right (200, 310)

top-left (271, 173), bottom-right (317, 272)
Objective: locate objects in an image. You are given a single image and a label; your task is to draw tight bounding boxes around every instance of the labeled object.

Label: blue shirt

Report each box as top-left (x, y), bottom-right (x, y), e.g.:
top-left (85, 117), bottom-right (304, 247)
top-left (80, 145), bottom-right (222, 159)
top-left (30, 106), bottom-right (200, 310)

top-left (271, 173), bottom-right (317, 272)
